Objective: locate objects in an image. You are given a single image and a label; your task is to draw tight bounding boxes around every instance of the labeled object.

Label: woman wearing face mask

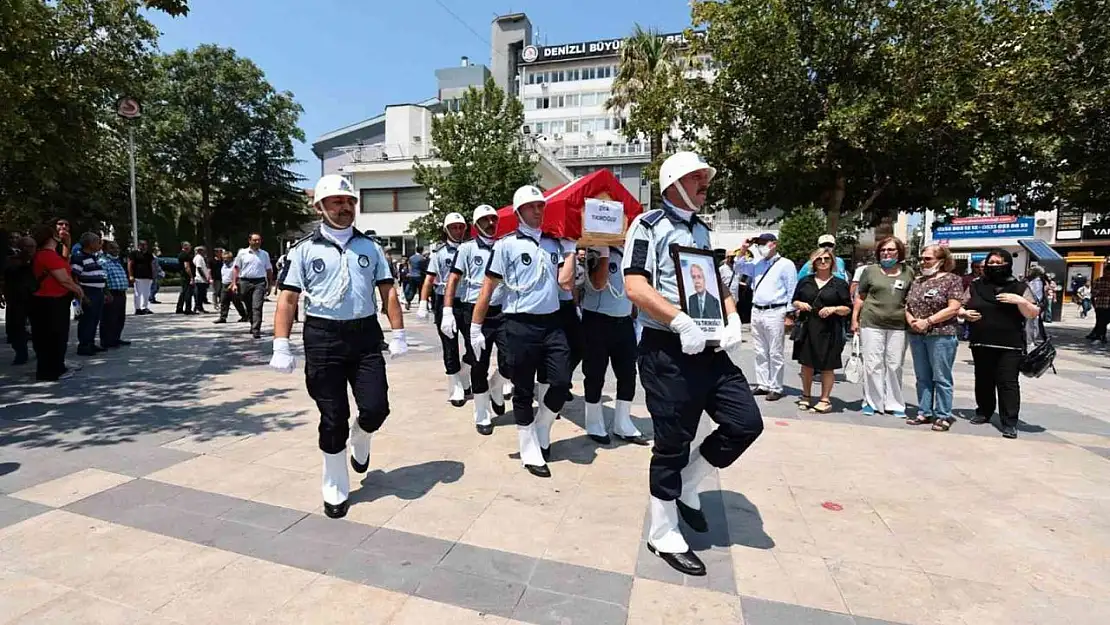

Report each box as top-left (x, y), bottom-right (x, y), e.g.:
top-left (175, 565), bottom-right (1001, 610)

top-left (959, 249), bottom-right (1042, 439)
top-left (904, 245), bottom-right (965, 431)
top-left (851, 237), bottom-right (912, 417)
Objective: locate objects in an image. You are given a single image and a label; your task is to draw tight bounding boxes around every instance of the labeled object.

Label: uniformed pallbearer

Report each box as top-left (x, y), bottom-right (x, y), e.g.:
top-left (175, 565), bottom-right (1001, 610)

top-left (470, 185), bottom-right (573, 478)
top-left (441, 204), bottom-right (510, 435)
top-left (580, 244), bottom-right (648, 446)
top-left (623, 152), bottom-right (763, 576)
top-left (417, 213), bottom-right (472, 406)
top-left (270, 174), bottom-right (408, 519)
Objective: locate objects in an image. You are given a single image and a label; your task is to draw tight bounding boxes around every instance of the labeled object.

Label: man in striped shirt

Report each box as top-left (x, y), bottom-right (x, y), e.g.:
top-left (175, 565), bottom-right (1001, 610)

top-left (71, 232), bottom-right (107, 356)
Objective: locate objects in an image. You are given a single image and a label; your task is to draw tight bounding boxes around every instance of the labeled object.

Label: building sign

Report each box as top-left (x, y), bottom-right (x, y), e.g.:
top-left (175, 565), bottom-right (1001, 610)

top-left (932, 215), bottom-right (1036, 240)
top-left (1056, 206), bottom-right (1085, 240)
top-left (1083, 219), bottom-right (1110, 240)
top-left (520, 31), bottom-right (700, 65)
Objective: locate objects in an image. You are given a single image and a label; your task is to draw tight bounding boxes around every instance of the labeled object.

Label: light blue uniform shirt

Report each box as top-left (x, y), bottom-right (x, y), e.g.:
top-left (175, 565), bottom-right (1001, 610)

top-left (450, 237), bottom-right (505, 307)
top-left (798, 256), bottom-right (848, 282)
top-left (621, 201), bottom-right (714, 332)
top-left (427, 242), bottom-right (460, 296)
top-left (736, 254), bottom-right (799, 308)
top-left (557, 239), bottom-right (576, 302)
top-left (278, 227), bottom-right (394, 320)
top-left (486, 230), bottom-right (564, 315)
top-left (581, 247), bottom-right (633, 318)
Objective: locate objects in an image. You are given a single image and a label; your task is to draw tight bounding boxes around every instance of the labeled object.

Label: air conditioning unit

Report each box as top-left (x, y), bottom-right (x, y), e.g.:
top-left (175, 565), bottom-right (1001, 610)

top-left (1035, 214), bottom-right (1056, 228)
top-left (553, 133), bottom-right (562, 140)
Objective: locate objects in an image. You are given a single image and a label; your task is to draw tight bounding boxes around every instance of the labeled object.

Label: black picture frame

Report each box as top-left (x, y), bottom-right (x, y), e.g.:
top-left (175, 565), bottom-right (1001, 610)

top-left (670, 245), bottom-right (726, 347)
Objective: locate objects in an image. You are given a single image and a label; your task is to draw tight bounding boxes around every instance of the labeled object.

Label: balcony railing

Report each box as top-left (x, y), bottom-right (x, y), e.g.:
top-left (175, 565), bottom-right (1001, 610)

top-left (337, 143), bottom-right (429, 163)
top-left (546, 141), bottom-right (652, 161)
top-left (702, 210), bottom-right (781, 233)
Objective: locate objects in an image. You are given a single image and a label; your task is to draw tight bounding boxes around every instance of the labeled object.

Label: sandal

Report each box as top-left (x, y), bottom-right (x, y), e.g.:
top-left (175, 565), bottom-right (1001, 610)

top-left (906, 415), bottom-right (932, 425)
top-left (809, 400), bottom-right (832, 414)
top-left (931, 419), bottom-right (952, 432)
top-left (796, 396), bottom-right (812, 410)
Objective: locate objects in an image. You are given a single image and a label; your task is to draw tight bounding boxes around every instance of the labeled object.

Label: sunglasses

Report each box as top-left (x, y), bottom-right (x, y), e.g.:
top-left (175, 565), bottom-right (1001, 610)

top-left (814, 258), bottom-right (832, 264)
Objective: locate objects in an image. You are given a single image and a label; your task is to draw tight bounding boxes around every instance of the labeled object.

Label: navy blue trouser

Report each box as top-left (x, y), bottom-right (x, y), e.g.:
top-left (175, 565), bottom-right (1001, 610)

top-left (503, 313), bottom-right (570, 426)
top-left (304, 315), bottom-right (391, 455)
top-left (78, 288), bottom-right (104, 348)
top-left (460, 303), bottom-right (508, 394)
top-left (638, 328), bottom-right (764, 501)
top-left (433, 293), bottom-right (470, 375)
top-left (581, 310), bottom-right (637, 403)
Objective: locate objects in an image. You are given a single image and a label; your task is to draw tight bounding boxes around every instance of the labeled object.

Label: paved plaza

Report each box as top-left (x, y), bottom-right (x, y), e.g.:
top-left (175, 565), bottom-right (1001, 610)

top-left (2, 297), bottom-right (1110, 624)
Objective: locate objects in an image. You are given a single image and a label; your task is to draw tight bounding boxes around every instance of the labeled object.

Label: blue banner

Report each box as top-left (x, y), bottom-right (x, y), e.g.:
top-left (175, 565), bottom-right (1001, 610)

top-left (933, 217), bottom-right (1035, 240)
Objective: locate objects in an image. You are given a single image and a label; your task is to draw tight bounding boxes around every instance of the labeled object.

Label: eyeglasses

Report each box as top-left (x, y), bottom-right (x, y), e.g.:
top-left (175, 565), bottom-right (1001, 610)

top-left (814, 257), bottom-right (832, 264)
top-left (921, 256), bottom-right (937, 261)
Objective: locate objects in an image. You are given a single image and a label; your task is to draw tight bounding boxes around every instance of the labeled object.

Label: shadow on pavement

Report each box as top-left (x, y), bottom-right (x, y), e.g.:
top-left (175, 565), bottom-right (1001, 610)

top-left (0, 462), bottom-right (18, 477)
top-left (352, 460), bottom-right (464, 502)
top-left (0, 313), bottom-right (305, 451)
top-left (689, 490), bottom-right (775, 551)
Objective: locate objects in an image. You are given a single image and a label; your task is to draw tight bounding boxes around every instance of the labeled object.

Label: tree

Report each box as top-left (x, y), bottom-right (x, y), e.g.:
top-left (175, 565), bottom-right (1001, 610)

top-left (146, 45), bottom-right (306, 255)
top-left (409, 77), bottom-right (537, 242)
top-left (683, 0), bottom-right (1052, 231)
top-left (0, 0), bottom-right (162, 230)
top-left (775, 206), bottom-right (861, 267)
top-left (607, 25), bottom-right (684, 204)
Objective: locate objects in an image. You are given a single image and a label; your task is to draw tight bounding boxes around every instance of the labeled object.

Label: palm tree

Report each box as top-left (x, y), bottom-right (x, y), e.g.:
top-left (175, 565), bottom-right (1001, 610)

top-left (606, 24), bottom-right (682, 203)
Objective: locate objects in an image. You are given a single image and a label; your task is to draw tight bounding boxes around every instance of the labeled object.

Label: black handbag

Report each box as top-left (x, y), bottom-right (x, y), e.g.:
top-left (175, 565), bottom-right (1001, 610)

top-left (1020, 318), bottom-right (1057, 378)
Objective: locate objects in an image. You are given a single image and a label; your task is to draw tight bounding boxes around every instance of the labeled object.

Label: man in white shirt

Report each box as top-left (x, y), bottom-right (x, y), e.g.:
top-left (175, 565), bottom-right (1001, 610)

top-left (230, 233), bottom-right (274, 339)
top-left (735, 233), bottom-right (798, 400)
top-left (192, 246), bottom-right (211, 314)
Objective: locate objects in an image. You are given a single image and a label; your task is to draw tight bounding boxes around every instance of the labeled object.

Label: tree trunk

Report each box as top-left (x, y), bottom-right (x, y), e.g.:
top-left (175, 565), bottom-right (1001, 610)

top-left (826, 170), bottom-right (846, 235)
top-left (649, 132), bottom-right (664, 208)
top-left (201, 181), bottom-right (213, 263)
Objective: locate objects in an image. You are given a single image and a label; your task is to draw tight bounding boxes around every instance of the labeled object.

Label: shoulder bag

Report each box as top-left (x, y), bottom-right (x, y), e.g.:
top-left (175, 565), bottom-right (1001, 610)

top-left (1020, 316), bottom-right (1057, 378)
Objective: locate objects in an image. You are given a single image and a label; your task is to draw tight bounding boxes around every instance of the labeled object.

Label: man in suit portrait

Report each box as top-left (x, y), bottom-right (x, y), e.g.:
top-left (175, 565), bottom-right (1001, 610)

top-left (687, 262), bottom-right (722, 320)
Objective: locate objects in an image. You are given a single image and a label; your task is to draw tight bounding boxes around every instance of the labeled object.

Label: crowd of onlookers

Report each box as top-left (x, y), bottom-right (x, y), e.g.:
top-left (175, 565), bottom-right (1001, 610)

top-left (1, 218), bottom-right (278, 382)
top-left (714, 234), bottom-right (1075, 439)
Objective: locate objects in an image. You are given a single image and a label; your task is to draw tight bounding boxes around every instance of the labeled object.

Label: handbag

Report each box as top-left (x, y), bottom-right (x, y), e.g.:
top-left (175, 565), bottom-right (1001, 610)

top-left (1020, 317), bottom-right (1057, 378)
top-left (844, 334), bottom-right (863, 383)
top-left (789, 315), bottom-right (806, 341)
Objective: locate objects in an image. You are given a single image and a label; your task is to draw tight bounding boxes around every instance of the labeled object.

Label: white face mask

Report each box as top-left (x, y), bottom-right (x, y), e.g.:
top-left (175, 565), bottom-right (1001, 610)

top-left (751, 245), bottom-right (768, 261)
top-left (920, 265), bottom-right (938, 277)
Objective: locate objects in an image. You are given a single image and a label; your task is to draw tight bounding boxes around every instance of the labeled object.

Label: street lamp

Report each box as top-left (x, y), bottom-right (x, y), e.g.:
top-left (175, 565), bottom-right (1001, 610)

top-left (116, 97), bottom-right (142, 248)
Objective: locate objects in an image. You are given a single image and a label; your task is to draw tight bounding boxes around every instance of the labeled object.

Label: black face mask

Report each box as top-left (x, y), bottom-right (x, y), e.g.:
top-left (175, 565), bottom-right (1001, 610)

top-left (984, 265), bottom-right (1011, 284)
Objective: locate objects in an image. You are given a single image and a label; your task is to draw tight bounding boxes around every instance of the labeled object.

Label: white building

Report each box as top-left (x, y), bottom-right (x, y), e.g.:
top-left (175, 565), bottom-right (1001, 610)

top-left (310, 60), bottom-right (570, 254)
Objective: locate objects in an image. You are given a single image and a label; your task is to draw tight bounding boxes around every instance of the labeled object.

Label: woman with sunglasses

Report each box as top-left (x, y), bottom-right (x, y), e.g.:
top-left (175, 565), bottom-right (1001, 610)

top-left (904, 245), bottom-right (964, 431)
top-left (852, 237), bottom-right (913, 417)
top-left (791, 248), bottom-right (852, 413)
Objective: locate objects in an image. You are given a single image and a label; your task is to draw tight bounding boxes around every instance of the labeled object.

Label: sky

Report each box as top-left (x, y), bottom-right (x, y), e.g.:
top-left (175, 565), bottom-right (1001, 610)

top-left (148, 0), bottom-right (693, 183)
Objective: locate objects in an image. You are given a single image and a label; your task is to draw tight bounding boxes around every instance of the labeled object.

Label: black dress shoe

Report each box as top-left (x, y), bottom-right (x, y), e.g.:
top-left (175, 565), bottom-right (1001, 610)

top-left (765, 391), bottom-right (784, 401)
top-left (252, 332), bottom-right (261, 339)
top-left (1002, 425), bottom-right (1018, 439)
top-left (970, 414), bottom-right (991, 425)
top-left (647, 543), bottom-right (706, 576)
top-left (676, 499), bottom-right (709, 533)
top-left (350, 454), bottom-right (369, 474)
top-left (76, 347), bottom-right (96, 356)
top-left (324, 500), bottom-right (349, 519)
top-left (149, 299), bottom-right (161, 304)
top-left (116, 340), bottom-right (131, 347)
top-left (525, 464), bottom-right (551, 478)
top-left (589, 434), bottom-right (612, 445)
top-left (237, 317), bottom-right (248, 322)
top-left (491, 401), bottom-right (505, 416)
top-left (541, 446), bottom-right (551, 462)
top-left (213, 319), bottom-right (227, 324)
top-left (752, 388), bottom-right (769, 396)
top-left (476, 423), bottom-right (494, 436)
top-left (12, 354), bottom-right (28, 366)
top-left (615, 433), bottom-right (650, 446)
top-left (450, 398), bottom-right (466, 408)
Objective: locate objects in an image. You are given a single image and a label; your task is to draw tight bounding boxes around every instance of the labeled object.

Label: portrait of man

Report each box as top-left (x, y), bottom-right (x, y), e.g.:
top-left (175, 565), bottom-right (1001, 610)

top-left (687, 262), bottom-right (722, 320)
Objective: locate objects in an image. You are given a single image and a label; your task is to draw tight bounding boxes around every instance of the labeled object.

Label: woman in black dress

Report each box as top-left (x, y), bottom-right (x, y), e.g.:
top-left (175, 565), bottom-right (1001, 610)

top-left (792, 248), bottom-right (852, 413)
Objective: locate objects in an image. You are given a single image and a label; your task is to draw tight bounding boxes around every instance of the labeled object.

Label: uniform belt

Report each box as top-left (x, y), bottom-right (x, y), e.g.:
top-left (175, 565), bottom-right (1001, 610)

top-left (640, 327), bottom-right (713, 354)
top-left (753, 302), bottom-right (788, 311)
top-left (304, 314), bottom-right (379, 331)
top-left (241, 277), bottom-right (266, 283)
top-left (504, 311), bottom-right (561, 325)
top-left (109, 289), bottom-right (126, 295)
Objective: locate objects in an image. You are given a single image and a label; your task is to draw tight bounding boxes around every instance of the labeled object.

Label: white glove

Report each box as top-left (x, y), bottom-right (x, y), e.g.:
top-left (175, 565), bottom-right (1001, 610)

top-left (576, 306), bottom-right (582, 321)
top-left (669, 312), bottom-right (707, 355)
top-left (389, 329), bottom-right (408, 359)
top-left (718, 313), bottom-right (744, 353)
top-left (415, 300), bottom-right (428, 320)
top-left (440, 306), bottom-right (457, 337)
top-left (269, 338), bottom-right (297, 373)
top-left (469, 323), bottom-right (486, 356)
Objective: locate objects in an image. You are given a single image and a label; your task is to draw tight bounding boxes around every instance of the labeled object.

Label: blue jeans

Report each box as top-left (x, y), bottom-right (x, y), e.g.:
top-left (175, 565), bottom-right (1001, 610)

top-left (78, 288), bottom-right (105, 348)
top-left (909, 334), bottom-right (958, 420)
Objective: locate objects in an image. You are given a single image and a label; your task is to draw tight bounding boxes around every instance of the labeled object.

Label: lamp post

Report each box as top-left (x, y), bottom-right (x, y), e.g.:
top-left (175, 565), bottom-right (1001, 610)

top-left (116, 97), bottom-right (142, 248)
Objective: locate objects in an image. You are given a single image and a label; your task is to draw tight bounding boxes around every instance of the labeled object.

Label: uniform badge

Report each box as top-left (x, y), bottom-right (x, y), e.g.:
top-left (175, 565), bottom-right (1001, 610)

top-left (312, 258), bottom-right (325, 273)
top-left (521, 253), bottom-right (532, 266)
top-left (550, 251), bottom-right (559, 264)
top-left (357, 254), bottom-right (370, 268)
top-left (609, 261), bottom-right (618, 274)
top-left (473, 257), bottom-right (484, 267)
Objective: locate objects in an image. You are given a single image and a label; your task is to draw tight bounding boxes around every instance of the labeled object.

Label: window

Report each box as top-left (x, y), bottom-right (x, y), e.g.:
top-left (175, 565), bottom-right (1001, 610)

top-left (565, 119), bottom-right (580, 132)
top-left (568, 68), bottom-right (579, 81)
top-left (565, 94), bottom-right (579, 107)
top-left (550, 120), bottom-right (565, 134)
top-left (396, 187), bottom-right (429, 212)
top-left (534, 121), bottom-right (546, 134)
top-left (360, 189), bottom-right (393, 213)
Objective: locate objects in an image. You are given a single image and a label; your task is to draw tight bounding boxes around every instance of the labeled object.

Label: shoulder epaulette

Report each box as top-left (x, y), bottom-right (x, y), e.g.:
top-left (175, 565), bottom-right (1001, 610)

top-left (289, 231), bottom-right (315, 249)
top-left (693, 215), bottom-right (713, 231)
top-left (640, 209), bottom-right (666, 228)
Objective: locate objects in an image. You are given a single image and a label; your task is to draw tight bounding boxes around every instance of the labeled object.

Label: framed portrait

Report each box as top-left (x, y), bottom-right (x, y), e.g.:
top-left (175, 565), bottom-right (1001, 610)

top-left (671, 245), bottom-right (726, 346)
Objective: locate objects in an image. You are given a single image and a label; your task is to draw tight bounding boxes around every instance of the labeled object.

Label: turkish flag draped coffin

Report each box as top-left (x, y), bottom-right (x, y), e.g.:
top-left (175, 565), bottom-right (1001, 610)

top-left (492, 169), bottom-right (644, 240)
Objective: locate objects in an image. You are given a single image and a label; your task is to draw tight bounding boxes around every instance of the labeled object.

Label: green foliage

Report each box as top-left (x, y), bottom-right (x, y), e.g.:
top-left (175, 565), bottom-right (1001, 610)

top-left (607, 24), bottom-right (684, 204)
top-left (683, 0), bottom-right (1054, 228)
top-left (409, 77), bottom-right (537, 242)
top-left (146, 44), bottom-right (308, 254)
top-left (776, 207), bottom-right (829, 267)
